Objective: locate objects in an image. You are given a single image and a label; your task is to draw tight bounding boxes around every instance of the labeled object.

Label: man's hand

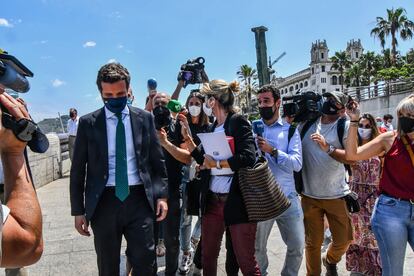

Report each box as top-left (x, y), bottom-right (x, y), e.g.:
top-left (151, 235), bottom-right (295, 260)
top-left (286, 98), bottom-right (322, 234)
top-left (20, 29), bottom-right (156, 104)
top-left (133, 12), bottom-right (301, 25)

top-left (256, 136), bottom-right (273, 154)
top-left (0, 92), bottom-right (30, 154)
top-left (311, 133), bottom-right (329, 152)
top-left (157, 128), bottom-right (169, 147)
top-left (74, 215), bottom-right (90, 236)
top-left (346, 100), bottom-right (360, 121)
top-left (178, 114), bottom-right (191, 140)
top-left (156, 199), bottom-right (168, 221)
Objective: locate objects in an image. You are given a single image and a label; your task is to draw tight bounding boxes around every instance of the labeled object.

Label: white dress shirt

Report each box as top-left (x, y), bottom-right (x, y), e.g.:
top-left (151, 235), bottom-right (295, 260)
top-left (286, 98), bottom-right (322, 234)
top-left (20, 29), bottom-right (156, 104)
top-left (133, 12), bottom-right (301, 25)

top-left (67, 117), bottom-right (79, 136)
top-left (104, 106), bottom-right (142, 187)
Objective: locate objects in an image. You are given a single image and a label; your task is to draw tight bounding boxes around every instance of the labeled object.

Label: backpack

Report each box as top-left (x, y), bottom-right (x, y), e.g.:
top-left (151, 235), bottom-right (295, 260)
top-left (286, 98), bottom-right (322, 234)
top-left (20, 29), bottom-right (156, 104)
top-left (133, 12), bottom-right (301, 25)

top-left (294, 116), bottom-right (350, 194)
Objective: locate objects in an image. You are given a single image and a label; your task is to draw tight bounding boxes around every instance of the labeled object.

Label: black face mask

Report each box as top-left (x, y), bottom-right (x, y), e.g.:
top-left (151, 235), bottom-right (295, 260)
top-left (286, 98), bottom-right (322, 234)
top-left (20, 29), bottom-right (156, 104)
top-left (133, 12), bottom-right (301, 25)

top-left (399, 117), bottom-right (414, 134)
top-left (259, 106), bottom-right (276, 120)
top-left (321, 100), bottom-right (340, 115)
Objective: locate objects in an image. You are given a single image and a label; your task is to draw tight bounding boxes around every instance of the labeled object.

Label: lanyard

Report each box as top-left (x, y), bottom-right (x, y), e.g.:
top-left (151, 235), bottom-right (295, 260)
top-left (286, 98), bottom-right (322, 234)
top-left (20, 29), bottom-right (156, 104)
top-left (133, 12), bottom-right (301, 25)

top-left (401, 135), bottom-right (414, 168)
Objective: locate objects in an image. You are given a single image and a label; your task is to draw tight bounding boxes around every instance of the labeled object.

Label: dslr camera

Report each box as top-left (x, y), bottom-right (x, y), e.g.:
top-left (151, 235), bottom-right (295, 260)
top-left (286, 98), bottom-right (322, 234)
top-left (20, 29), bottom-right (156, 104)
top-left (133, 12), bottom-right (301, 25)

top-left (177, 57), bottom-right (209, 87)
top-left (0, 50), bottom-right (38, 142)
top-left (282, 91), bottom-right (322, 123)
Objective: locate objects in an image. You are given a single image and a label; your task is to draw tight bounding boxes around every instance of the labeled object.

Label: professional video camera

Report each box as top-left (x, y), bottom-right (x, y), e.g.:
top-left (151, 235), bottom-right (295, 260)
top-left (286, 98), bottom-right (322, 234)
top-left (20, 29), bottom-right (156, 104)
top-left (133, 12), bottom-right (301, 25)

top-left (177, 57), bottom-right (209, 87)
top-left (153, 100), bottom-right (184, 130)
top-left (0, 49), bottom-right (38, 142)
top-left (0, 50), bottom-right (33, 93)
top-left (282, 91), bottom-right (322, 123)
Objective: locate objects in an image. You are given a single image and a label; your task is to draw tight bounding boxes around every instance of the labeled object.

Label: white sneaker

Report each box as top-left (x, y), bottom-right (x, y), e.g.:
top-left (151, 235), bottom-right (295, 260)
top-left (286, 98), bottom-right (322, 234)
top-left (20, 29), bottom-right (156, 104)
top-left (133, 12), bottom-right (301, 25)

top-left (191, 263), bottom-right (202, 276)
top-left (178, 252), bottom-right (193, 274)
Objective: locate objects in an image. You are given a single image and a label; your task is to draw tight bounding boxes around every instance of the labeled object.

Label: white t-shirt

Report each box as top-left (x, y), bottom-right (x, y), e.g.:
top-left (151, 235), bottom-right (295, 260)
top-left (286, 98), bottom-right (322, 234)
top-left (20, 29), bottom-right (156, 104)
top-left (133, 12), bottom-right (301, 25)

top-left (209, 125), bottom-right (233, 194)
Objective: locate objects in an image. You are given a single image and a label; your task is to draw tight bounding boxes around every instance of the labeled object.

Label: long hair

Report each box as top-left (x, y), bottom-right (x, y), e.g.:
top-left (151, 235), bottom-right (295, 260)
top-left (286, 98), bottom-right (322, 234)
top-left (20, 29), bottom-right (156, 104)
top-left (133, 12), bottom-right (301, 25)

top-left (358, 113), bottom-right (380, 146)
top-left (185, 90), bottom-right (209, 127)
top-left (200, 79), bottom-right (240, 113)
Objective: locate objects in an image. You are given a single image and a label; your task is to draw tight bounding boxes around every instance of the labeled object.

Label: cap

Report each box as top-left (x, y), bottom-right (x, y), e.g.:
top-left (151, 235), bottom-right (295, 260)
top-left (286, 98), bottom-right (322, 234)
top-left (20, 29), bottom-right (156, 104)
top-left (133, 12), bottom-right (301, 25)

top-left (322, 91), bottom-right (349, 106)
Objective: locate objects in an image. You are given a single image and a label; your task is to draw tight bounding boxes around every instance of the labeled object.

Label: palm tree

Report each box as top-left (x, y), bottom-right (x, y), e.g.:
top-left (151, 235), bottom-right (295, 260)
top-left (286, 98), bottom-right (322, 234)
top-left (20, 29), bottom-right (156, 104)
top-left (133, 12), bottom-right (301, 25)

top-left (330, 51), bottom-right (352, 93)
top-left (346, 63), bottom-right (363, 100)
top-left (371, 7), bottom-right (414, 66)
top-left (237, 65), bottom-right (257, 113)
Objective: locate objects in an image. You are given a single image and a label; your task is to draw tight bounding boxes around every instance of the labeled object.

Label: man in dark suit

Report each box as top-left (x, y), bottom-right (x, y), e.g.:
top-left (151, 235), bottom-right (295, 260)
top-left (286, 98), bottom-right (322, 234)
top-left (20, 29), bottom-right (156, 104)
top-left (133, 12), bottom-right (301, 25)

top-left (70, 63), bottom-right (168, 276)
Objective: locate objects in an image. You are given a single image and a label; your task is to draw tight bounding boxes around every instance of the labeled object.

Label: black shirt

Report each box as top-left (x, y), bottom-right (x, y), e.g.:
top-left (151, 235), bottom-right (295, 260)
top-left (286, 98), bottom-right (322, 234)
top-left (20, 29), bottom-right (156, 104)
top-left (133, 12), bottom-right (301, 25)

top-left (189, 121), bottom-right (210, 146)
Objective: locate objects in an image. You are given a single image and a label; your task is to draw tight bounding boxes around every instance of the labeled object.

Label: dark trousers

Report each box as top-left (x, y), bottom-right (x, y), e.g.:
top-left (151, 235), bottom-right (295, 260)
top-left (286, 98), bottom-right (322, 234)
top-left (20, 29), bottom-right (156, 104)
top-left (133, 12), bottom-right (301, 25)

top-left (164, 195), bottom-right (181, 276)
top-left (202, 196), bottom-right (261, 276)
top-left (193, 231), bottom-right (240, 275)
top-left (90, 186), bottom-right (156, 276)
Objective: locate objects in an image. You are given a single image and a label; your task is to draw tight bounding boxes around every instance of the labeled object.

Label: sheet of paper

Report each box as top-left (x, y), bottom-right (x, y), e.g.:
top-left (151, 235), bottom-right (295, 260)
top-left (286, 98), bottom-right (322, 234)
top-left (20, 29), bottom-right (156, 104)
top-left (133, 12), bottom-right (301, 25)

top-left (197, 131), bottom-right (234, 176)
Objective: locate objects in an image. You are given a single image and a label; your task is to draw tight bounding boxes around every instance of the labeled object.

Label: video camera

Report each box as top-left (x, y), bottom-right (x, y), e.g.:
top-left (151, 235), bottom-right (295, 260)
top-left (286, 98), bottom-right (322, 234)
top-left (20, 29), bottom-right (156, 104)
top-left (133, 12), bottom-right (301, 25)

top-left (0, 50), bottom-right (33, 93)
top-left (177, 57), bottom-right (209, 87)
top-left (153, 100), bottom-right (184, 130)
top-left (282, 91), bottom-right (322, 123)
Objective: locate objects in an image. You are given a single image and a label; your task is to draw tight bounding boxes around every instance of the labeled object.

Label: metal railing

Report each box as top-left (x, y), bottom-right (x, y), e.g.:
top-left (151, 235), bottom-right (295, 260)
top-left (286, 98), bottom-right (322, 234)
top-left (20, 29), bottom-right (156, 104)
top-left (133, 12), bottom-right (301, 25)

top-left (345, 78), bottom-right (414, 101)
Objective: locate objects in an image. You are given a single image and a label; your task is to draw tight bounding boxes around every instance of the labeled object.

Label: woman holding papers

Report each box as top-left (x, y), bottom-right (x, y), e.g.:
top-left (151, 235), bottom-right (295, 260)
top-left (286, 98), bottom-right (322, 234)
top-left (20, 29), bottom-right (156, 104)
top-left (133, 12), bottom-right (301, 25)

top-left (183, 79), bottom-right (261, 276)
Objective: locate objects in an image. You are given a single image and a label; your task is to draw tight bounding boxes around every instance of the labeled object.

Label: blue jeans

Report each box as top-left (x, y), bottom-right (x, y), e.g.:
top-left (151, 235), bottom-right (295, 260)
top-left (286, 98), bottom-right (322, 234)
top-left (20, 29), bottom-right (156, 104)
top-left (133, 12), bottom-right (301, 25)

top-left (371, 194), bottom-right (414, 276)
top-left (255, 192), bottom-right (305, 276)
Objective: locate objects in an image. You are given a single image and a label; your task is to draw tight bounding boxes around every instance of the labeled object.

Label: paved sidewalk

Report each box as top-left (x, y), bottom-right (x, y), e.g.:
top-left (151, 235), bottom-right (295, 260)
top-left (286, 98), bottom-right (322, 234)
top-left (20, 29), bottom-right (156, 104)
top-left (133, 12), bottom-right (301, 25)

top-left (4, 176), bottom-right (413, 275)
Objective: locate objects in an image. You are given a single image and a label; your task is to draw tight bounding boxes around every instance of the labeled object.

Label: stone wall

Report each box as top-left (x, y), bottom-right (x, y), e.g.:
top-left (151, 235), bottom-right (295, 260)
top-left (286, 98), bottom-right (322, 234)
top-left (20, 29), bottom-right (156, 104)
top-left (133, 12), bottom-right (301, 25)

top-left (27, 133), bottom-right (64, 189)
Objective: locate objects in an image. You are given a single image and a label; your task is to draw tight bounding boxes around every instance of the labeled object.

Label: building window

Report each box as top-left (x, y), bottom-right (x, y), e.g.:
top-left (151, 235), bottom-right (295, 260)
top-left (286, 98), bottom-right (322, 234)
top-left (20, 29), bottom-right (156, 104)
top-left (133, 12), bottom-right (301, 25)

top-left (321, 52), bottom-right (324, 59)
top-left (304, 81), bottom-right (308, 87)
top-left (335, 88), bottom-right (340, 91)
top-left (311, 67), bottom-right (314, 74)
top-left (295, 84), bottom-right (299, 90)
top-left (321, 78), bottom-right (326, 83)
top-left (300, 83), bottom-right (303, 88)
top-left (289, 86), bottom-right (293, 92)
top-left (355, 52), bottom-right (359, 58)
top-left (285, 88), bottom-right (288, 94)
top-left (331, 76), bottom-right (338, 85)
top-left (311, 79), bottom-right (316, 85)
top-left (321, 65), bottom-right (325, 72)
top-left (322, 89), bottom-right (326, 93)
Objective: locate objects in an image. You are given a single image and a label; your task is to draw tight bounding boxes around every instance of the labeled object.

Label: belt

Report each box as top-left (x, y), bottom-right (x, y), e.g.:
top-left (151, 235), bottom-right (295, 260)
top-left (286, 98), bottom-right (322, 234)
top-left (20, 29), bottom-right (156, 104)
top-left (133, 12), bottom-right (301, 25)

top-left (69, 135), bottom-right (76, 137)
top-left (382, 192), bottom-right (414, 205)
top-left (208, 191), bottom-right (228, 202)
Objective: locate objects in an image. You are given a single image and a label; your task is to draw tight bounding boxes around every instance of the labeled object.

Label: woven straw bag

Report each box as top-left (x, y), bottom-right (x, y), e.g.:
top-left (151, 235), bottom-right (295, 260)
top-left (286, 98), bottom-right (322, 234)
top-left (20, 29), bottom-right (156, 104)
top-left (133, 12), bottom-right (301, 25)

top-left (238, 156), bottom-right (291, 222)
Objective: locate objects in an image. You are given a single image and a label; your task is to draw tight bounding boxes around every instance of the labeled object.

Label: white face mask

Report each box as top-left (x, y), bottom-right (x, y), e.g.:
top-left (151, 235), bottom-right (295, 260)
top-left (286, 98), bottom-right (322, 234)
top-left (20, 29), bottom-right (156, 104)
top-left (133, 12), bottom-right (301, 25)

top-left (189, 105), bottom-right (201, 117)
top-left (203, 102), bottom-right (213, 117)
top-left (358, 128), bottom-right (372, 140)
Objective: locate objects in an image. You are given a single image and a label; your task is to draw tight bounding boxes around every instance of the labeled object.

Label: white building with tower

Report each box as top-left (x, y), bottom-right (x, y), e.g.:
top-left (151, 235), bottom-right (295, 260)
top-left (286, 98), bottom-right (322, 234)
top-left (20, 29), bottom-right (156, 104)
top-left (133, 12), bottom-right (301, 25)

top-left (275, 39), bottom-right (364, 96)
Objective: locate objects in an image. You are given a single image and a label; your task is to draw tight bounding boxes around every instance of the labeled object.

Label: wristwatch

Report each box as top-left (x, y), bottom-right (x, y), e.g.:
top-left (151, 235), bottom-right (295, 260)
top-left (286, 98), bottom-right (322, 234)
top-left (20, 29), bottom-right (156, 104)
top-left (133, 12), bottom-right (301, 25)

top-left (270, 147), bottom-right (278, 158)
top-left (326, 144), bottom-right (336, 155)
top-left (216, 160), bottom-right (222, 170)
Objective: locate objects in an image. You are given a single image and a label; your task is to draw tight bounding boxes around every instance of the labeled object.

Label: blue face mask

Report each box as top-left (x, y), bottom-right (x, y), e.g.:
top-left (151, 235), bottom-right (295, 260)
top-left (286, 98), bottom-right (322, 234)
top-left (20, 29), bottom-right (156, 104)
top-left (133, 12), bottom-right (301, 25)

top-left (127, 98), bottom-right (133, 106)
top-left (103, 96), bottom-right (127, 114)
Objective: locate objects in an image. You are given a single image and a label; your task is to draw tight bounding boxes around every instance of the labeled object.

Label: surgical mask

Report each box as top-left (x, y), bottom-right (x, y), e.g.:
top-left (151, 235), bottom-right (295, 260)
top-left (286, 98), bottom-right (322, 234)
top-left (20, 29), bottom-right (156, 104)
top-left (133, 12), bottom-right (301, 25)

top-left (103, 96), bottom-right (127, 114)
top-left (321, 100), bottom-right (340, 115)
top-left (399, 117), bottom-right (414, 133)
top-left (203, 102), bottom-right (213, 117)
top-left (189, 105), bottom-right (201, 117)
top-left (127, 98), bottom-right (133, 106)
top-left (259, 106), bottom-right (275, 120)
top-left (358, 128), bottom-right (372, 140)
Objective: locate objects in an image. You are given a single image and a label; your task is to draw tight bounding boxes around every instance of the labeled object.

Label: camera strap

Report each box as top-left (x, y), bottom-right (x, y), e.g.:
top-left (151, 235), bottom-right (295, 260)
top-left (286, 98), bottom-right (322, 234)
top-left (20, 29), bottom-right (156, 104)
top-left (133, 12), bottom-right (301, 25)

top-left (401, 135), bottom-right (414, 168)
top-left (2, 113), bottom-right (38, 142)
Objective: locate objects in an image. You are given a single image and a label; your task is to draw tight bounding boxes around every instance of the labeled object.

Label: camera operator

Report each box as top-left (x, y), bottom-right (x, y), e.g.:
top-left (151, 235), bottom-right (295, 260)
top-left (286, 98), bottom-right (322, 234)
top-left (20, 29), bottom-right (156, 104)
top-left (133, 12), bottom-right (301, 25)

top-left (0, 88), bottom-right (43, 267)
top-left (299, 91), bottom-right (353, 276)
top-left (254, 85), bottom-right (304, 276)
top-left (152, 92), bottom-right (192, 276)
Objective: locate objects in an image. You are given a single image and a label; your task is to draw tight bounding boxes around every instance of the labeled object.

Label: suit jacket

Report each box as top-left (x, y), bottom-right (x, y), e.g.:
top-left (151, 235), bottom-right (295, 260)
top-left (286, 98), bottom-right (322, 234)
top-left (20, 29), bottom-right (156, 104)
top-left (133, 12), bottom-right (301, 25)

top-left (70, 106), bottom-right (168, 220)
top-left (191, 112), bottom-right (256, 225)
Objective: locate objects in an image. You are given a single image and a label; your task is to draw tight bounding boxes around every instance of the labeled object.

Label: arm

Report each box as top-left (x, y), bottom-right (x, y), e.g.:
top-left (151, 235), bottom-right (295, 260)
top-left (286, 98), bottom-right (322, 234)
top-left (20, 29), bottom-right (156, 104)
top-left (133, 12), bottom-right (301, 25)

top-left (158, 128), bottom-right (191, 165)
top-left (0, 93), bottom-right (43, 267)
top-left (276, 129), bottom-right (302, 172)
top-left (171, 81), bottom-right (185, 100)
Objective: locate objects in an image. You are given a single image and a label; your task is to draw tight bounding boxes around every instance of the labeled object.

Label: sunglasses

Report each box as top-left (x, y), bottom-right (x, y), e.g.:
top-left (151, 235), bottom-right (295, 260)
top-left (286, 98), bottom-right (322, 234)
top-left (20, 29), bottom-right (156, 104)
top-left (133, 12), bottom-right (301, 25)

top-left (358, 123), bottom-right (371, 129)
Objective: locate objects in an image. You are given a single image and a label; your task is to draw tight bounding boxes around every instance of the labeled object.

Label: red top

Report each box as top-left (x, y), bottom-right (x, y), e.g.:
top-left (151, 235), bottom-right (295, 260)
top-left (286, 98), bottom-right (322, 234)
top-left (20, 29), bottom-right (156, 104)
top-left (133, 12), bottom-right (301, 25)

top-left (379, 135), bottom-right (414, 200)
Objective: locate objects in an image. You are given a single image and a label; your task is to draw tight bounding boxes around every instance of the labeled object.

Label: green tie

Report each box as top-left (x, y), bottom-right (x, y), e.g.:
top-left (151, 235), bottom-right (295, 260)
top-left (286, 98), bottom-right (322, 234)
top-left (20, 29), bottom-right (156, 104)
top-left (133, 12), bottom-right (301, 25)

top-left (115, 113), bottom-right (129, 201)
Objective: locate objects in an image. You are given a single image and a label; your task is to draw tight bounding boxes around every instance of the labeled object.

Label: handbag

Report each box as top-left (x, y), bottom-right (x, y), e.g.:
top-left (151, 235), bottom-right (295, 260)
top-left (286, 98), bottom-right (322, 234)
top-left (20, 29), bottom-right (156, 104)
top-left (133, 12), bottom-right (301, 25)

top-left (343, 191), bottom-right (360, 213)
top-left (238, 156), bottom-right (291, 222)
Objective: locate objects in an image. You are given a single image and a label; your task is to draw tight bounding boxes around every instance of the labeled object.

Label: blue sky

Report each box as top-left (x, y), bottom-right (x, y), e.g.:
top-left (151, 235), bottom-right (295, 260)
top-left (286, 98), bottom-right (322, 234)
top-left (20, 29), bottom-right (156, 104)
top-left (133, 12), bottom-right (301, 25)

top-left (1, 0), bottom-right (413, 121)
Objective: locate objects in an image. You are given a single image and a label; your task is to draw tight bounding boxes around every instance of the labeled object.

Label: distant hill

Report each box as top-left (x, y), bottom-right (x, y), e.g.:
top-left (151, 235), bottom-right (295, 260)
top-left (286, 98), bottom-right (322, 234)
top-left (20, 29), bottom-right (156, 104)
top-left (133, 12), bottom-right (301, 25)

top-left (37, 115), bottom-right (70, 134)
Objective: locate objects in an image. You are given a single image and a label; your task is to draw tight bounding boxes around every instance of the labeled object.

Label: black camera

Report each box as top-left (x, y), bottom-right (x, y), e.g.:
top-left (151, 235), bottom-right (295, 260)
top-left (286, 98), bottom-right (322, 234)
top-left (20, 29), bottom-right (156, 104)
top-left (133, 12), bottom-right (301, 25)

top-left (177, 57), bottom-right (209, 87)
top-left (153, 105), bottom-right (172, 130)
top-left (282, 91), bottom-right (322, 123)
top-left (0, 50), bottom-right (33, 93)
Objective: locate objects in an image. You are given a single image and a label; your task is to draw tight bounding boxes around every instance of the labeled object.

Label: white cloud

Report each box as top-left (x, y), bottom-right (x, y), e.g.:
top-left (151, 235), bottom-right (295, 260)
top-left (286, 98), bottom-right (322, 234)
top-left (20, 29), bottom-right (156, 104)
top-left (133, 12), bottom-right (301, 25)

top-left (52, 79), bottom-right (66, 87)
top-left (40, 40), bottom-right (48, 44)
top-left (0, 18), bottom-right (13, 28)
top-left (83, 41), bottom-right (96, 48)
top-left (109, 11), bottom-right (122, 19)
top-left (107, 58), bottom-right (117, 63)
top-left (117, 44), bottom-right (124, 49)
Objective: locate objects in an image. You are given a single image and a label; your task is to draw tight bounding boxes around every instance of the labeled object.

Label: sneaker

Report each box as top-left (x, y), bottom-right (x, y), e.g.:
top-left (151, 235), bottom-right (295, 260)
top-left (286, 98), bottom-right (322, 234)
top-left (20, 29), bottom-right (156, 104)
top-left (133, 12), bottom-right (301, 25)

top-left (322, 253), bottom-right (338, 276)
top-left (156, 240), bottom-right (166, 257)
top-left (179, 252), bottom-right (193, 274)
top-left (191, 263), bottom-right (202, 276)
